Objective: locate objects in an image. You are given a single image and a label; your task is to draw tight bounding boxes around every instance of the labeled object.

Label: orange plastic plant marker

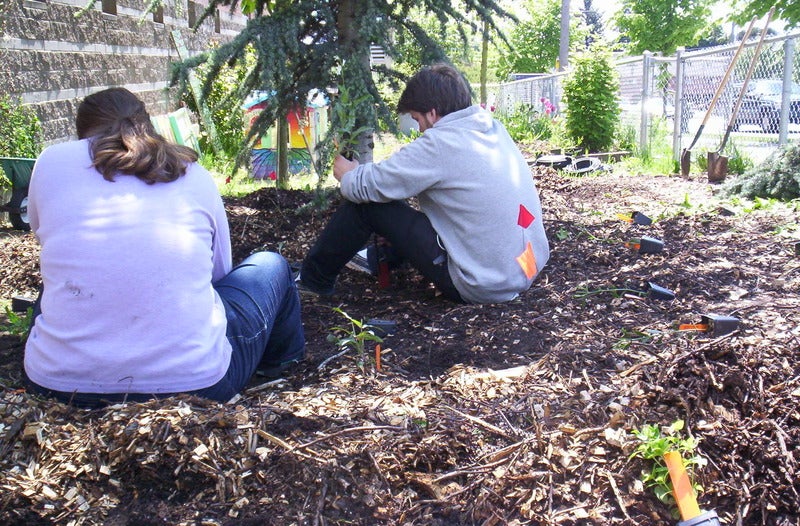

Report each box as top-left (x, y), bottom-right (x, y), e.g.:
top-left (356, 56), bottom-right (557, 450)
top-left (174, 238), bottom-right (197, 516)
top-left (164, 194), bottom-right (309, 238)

top-left (375, 344), bottom-right (382, 371)
top-left (664, 450), bottom-right (701, 521)
top-left (678, 323), bottom-right (709, 332)
top-left (624, 241), bottom-right (641, 250)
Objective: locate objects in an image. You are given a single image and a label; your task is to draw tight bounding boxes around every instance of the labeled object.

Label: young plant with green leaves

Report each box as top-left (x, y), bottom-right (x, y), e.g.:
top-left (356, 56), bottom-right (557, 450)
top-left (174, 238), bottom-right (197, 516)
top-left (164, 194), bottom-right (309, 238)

top-left (326, 307), bottom-right (383, 372)
top-left (2, 306), bottom-right (32, 342)
top-left (329, 83), bottom-right (373, 162)
top-left (630, 420), bottom-right (707, 516)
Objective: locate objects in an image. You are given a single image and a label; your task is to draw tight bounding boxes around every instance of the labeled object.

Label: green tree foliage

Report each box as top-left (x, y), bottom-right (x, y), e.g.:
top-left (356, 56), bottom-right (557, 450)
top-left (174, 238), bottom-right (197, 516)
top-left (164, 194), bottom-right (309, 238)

top-left (694, 23), bottom-right (729, 49)
top-left (722, 142), bottom-right (800, 201)
top-left (613, 0), bottom-right (713, 55)
top-left (173, 0), bottom-right (514, 170)
top-left (494, 0), bottom-right (590, 79)
top-left (562, 48), bottom-right (620, 152)
top-left (392, 6), bottom-right (475, 76)
top-left (731, 0), bottom-right (800, 29)
top-left (0, 95), bottom-right (42, 159)
top-left (183, 44), bottom-right (256, 157)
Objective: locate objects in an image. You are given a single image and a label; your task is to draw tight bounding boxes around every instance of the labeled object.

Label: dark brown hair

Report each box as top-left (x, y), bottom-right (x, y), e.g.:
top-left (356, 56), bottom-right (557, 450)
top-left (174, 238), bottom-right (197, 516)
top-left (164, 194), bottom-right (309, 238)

top-left (396, 63), bottom-right (472, 117)
top-left (76, 87), bottom-right (198, 184)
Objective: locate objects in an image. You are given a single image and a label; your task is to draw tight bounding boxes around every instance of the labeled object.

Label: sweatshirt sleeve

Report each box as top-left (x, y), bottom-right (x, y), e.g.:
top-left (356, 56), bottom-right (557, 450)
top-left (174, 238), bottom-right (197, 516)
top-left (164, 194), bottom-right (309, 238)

top-left (190, 163), bottom-right (232, 283)
top-left (340, 132), bottom-right (443, 203)
top-left (210, 193), bottom-right (232, 283)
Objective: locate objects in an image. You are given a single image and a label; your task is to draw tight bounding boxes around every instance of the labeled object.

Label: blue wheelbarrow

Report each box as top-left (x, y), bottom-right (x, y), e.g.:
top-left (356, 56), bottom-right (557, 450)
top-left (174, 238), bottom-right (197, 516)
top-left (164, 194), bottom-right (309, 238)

top-left (0, 157), bottom-right (35, 231)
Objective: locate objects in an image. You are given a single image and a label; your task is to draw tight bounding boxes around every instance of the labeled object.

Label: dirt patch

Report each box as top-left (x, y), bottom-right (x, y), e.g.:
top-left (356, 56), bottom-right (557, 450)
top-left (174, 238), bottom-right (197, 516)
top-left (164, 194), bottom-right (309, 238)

top-left (0, 166), bottom-right (798, 525)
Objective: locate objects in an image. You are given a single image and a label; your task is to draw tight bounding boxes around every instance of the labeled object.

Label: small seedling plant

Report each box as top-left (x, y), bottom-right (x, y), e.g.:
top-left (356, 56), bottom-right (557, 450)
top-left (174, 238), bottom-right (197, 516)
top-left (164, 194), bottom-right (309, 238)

top-left (630, 420), bottom-right (707, 517)
top-left (329, 83), bottom-right (372, 161)
top-left (326, 307), bottom-right (383, 373)
top-left (1, 306), bottom-right (32, 341)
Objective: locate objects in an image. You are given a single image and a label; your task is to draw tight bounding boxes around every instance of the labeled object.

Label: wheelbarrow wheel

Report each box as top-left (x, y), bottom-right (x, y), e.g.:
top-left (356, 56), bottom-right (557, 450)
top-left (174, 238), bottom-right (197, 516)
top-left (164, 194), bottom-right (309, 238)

top-left (8, 187), bottom-right (31, 231)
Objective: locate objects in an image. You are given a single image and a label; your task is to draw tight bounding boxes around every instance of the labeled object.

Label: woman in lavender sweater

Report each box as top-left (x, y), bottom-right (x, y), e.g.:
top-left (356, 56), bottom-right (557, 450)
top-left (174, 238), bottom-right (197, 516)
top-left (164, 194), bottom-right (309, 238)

top-left (24, 88), bottom-right (304, 407)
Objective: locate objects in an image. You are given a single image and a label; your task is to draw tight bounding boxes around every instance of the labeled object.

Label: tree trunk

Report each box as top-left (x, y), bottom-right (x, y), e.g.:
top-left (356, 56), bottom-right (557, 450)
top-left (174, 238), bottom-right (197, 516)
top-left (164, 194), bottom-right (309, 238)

top-left (336, 0), bottom-right (374, 163)
top-left (559, 0), bottom-right (570, 71)
top-left (480, 20), bottom-right (489, 106)
top-left (276, 115), bottom-right (289, 189)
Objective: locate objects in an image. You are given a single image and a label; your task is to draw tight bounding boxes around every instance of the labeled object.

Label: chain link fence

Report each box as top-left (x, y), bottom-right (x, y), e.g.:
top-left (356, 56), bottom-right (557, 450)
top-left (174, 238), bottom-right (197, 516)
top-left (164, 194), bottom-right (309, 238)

top-left (489, 31), bottom-right (800, 166)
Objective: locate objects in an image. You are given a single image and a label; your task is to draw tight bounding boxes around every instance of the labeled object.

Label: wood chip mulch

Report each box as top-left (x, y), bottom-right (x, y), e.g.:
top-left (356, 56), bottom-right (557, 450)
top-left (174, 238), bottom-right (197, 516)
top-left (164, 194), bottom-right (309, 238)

top-left (0, 165), bottom-right (798, 525)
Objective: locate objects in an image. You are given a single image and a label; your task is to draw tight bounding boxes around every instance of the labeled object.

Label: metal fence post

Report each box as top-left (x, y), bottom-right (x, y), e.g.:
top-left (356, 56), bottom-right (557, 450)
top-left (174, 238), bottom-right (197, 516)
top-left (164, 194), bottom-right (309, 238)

top-left (673, 47), bottom-right (685, 161)
top-left (779, 36), bottom-right (796, 146)
top-left (640, 51), bottom-right (653, 155)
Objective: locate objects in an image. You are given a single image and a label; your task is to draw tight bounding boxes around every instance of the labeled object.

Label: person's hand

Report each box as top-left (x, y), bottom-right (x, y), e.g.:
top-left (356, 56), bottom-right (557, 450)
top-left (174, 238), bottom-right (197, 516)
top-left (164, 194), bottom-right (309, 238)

top-left (333, 154), bottom-right (359, 182)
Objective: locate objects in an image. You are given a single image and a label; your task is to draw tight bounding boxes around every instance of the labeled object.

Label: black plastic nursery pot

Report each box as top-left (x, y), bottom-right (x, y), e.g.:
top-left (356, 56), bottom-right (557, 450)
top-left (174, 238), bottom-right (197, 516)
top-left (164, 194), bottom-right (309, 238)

top-left (637, 236), bottom-right (664, 254)
top-left (366, 318), bottom-right (397, 339)
top-left (631, 211), bottom-right (653, 226)
top-left (0, 157), bottom-right (35, 231)
top-left (646, 282), bottom-right (676, 300)
top-left (701, 314), bottom-right (740, 337)
top-left (795, 241), bottom-right (800, 256)
top-left (562, 156), bottom-right (602, 175)
top-left (534, 154), bottom-right (572, 169)
top-left (11, 295), bottom-right (37, 313)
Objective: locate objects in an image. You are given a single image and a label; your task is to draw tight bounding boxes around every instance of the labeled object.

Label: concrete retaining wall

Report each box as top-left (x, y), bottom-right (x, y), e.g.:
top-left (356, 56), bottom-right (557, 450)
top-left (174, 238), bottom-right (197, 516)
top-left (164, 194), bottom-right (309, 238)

top-left (0, 0), bottom-right (247, 145)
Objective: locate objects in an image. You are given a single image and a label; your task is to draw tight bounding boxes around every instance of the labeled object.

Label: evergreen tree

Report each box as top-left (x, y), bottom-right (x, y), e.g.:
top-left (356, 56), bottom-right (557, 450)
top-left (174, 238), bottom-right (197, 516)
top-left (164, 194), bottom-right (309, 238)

top-left (172, 0), bottom-right (514, 182)
top-left (580, 0), bottom-right (604, 49)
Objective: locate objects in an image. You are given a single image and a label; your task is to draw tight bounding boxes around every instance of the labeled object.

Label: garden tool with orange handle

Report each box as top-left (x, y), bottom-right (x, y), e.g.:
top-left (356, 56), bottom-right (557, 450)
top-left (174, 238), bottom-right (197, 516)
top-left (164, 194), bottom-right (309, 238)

top-left (664, 451), bottom-right (721, 526)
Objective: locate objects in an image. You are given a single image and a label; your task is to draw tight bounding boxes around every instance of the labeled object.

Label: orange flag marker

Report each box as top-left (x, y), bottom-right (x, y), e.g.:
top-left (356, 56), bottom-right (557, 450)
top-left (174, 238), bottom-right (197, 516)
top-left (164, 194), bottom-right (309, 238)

top-left (664, 451), bottom-right (701, 521)
top-left (516, 242), bottom-right (538, 279)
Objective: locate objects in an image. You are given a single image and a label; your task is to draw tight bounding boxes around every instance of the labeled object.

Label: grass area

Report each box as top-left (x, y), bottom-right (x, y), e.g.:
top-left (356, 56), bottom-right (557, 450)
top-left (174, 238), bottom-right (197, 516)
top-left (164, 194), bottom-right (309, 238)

top-left (207, 132), bottom-right (408, 197)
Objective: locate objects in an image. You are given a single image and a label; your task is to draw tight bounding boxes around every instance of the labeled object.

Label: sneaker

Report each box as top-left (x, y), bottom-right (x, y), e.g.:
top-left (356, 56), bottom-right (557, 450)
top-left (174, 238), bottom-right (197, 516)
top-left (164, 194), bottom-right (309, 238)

top-left (345, 248), bottom-right (377, 275)
top-left (294, 271), bottom-right (335, 297)
top-left (256, 359), bottom-right (301, 379)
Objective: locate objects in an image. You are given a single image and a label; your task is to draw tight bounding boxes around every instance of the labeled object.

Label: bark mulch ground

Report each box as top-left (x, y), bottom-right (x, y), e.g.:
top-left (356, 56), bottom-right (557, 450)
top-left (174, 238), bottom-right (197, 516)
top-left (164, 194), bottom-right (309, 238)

top-left (0, 165), bottom-right (798, 525)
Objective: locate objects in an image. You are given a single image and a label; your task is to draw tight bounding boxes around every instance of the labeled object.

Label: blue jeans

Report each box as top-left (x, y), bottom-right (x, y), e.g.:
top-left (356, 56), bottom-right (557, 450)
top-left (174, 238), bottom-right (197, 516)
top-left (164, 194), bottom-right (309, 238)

top-left (25, 251), bottom-right (305, 407)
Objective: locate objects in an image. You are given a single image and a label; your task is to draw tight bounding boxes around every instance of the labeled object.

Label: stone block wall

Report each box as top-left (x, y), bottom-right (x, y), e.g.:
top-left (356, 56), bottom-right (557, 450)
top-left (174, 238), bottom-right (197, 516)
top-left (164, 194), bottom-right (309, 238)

top-left (0, 0), bottom-right (247, 146)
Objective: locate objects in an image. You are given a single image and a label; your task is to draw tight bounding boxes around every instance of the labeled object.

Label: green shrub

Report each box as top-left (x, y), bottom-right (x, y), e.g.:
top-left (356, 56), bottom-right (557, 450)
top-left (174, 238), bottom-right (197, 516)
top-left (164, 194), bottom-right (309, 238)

top-left (722, 141), bottom-right (800, 201)
top-left (562, 48), bottom-right (620, 153)
top-left (0, 95), bottom-right (43, 159)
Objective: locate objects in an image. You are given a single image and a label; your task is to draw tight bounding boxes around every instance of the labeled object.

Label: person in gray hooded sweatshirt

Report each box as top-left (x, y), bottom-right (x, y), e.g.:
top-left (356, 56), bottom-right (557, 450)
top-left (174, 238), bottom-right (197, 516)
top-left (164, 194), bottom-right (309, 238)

top-left (296, 63), bottom-right (549, 304)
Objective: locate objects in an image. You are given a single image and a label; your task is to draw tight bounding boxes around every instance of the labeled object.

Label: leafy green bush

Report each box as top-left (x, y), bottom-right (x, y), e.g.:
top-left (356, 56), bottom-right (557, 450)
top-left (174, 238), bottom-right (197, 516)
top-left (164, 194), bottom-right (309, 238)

top-left (722, 141), bottom-right (800, 200)
top-left (562, 48), bottom-right (620, 153)
top-left (0, 95), bottom-right (43, 159)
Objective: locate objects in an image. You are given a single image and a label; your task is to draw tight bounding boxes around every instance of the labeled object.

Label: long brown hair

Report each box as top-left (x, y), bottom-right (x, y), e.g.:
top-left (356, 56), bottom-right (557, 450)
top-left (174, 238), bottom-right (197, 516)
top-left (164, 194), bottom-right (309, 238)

top-left (76, 87), bottom-right (198, 184)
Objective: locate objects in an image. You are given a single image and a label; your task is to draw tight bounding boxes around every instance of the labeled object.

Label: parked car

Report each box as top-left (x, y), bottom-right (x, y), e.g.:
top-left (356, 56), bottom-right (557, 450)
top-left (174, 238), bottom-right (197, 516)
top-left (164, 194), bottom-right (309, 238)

top-left (733, 79), bottom-right (800, 133)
